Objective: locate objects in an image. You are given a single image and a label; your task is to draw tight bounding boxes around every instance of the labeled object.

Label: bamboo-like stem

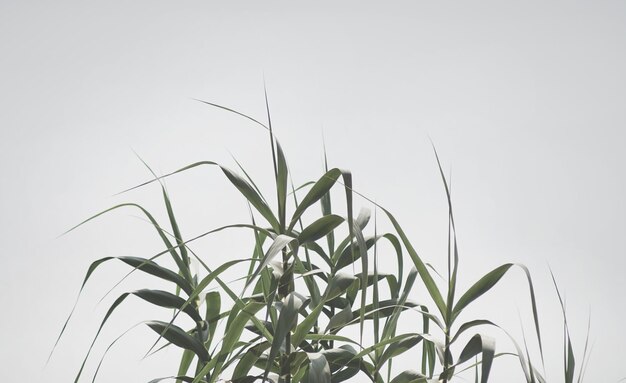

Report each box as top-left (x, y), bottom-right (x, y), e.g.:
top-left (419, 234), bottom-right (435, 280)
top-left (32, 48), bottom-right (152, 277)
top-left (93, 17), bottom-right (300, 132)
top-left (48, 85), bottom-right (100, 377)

top-left (443, 328), bottom-right (451, 383)
top-left (280, 246), bottom-right (292, 383)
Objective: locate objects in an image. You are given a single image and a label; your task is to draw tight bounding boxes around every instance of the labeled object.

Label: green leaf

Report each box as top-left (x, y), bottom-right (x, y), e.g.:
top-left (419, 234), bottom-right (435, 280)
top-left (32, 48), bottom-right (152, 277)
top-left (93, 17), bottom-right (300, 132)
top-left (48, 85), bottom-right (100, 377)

top-left (190, 252), bottom-right (274, 344)
top-left (451, 261), bottom-right (544, 368)
top-left (189, 259), bottom-right (253, 309)
top-left (265, 293), bottom-right (309, 380)
top-left (90, 322), bottom-right (142, 383)
top-left (292, 300), bottom-right (325, 348)
top-left (193, 99), bottom-right (269, 131)
top-left (303, 353), bottom-right (331, 383)
top-left (451, 320), bottom-right (495, 344)
top-left (146, 321), bottom-right (209, 361)
top-left (118, 257), bottom-right (193, 294)
top-left (378, 334), bottom-right (422, 369)
top-left (148, 375), bottom-right (199, 383)
top-left (349, 221), bottom-right (369, 344)
top-left (120, 161), bottom-right (280, 231)
top-left (382, 209), bottom-right (447, 321)
top-left (143, 258), bottom-right (255, 359)
top-left (161, 187), bottom-right (191, 270)
top-left (246, 234), bottom-right (298, 291)
top-left (204, 291), bottom-right (221, 348)
top-left (134, 154), bottom-right (193, 279)
top-left (176, 349), bottom-right (195, 383)
top-left (220, 165), bottom-right (280, 231)
top-left (324, 273), bottom-right (358, 301)
top-left (334, 235), bottom-right (374, 270)
top-left (73, 288), bottom-right (198, 383)
top-left (550, 269), bottom-right (575, 383)
top-left (389, 370), bottom-right (428, 383)
top-left (326, 304), bottom-right (353, 331)
top-left (201, 301), bottom-right (265, 383)
top-left (430, 144), bottom-right (459, 329)
top-left (289, 169), bottom-right (340, 230)
top-left (352, 333), bottom-right (422, 361)
top-left (351, 299), bottom-right (420, 321)
top-left (276, 141), bottom-right (289, 229)
top-left (60, 203), bottom-right (188, 280)
top-left (232, 342), bottom-right (271, 380)
top-left (454, 334), bottom-right (496, 383)
top-left (452, 264), bottom-right (513, 322)
top-left (133, 289), bottom-right (202, 322)
top-left (383, 266), bottom-right (417, 339)
top-left (50, 207), bottom-right (205, 364)
top-left (320, 148), bottom-right (335, 256)
top-left (321, 346), bottom-right (357, 374)
top-left (298, 214), bottom-right (344, 244)
top-left (452, 263), bottom-right (544, 365)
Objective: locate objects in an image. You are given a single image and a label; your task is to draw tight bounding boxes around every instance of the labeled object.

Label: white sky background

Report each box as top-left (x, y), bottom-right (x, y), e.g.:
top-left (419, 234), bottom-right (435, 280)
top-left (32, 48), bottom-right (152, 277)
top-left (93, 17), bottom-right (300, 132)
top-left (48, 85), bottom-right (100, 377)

top-left (1, 1), bottom-right (625, 381)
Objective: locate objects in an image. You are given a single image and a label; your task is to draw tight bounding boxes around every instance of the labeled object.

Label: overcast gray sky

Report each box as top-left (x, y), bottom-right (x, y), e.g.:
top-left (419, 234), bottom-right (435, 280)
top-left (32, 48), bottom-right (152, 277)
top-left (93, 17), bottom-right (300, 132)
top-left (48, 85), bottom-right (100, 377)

top-left (1, 1), bottom-right (625, 382)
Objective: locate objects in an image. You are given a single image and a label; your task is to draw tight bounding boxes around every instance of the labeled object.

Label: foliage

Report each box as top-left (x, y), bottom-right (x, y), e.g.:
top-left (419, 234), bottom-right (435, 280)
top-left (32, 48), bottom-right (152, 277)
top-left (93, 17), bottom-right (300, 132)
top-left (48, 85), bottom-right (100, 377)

top-left (50, 99), bottom-right (592, 383)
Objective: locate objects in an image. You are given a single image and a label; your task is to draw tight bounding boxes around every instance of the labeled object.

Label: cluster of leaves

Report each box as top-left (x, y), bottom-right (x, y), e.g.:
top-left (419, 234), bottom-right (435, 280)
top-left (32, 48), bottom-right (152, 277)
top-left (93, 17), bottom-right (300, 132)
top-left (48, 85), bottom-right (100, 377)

top-left (51, 100), bottom-right (592, 383)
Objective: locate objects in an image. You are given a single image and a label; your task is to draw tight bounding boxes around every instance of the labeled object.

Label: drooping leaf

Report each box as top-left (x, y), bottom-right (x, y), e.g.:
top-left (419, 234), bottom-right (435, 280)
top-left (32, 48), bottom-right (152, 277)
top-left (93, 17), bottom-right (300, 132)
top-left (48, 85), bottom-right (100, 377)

top-left (326, 304), bottom-right (353, 332)
top-left (146, 321), bottom-right (209, 361)
top-left (148, 375), bottom-right (199, 383)
top-left (193, 99), bottom-right (269, 131)
top-left (132, 289), bottom-right (202, 322)
top-left (451, 262), bottom-right (543, 365)
top-left (303, 353), bottom-right (331, 383)
top-left (324, 273), bottom-right (358, 301)
top-left (120, 161), bottom-right (280, 231)
top-left (378, 334), bottom-right (423, 369)
top-left (351, 299), bottom-right (420, 321)
top-left (453, 334), bottom-right (496, 383)
top-left (246, 234), bottom-right (298, 291)
top-left (389, 370), bottom-right (428, 383)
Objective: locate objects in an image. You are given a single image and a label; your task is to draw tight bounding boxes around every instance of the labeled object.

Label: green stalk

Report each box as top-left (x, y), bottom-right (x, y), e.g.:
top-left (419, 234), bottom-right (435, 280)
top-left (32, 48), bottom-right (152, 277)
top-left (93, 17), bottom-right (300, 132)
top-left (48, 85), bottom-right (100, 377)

top-left (265, 87), bottom-right (293, 383)
top-left (279, 247), bottom-right (293, 383)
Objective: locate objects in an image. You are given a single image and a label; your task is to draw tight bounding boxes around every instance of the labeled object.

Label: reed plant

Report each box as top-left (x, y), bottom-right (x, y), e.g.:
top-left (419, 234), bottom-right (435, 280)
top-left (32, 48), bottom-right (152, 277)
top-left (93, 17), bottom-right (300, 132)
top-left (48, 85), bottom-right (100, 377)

top-left (51, 98), bottom-right (590, 382)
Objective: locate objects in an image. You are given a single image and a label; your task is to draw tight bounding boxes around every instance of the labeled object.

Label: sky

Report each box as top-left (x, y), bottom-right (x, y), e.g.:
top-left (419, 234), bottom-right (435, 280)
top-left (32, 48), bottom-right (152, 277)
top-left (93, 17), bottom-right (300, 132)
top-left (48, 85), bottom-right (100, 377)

top-left (1, 1), bottom-right (625, 381)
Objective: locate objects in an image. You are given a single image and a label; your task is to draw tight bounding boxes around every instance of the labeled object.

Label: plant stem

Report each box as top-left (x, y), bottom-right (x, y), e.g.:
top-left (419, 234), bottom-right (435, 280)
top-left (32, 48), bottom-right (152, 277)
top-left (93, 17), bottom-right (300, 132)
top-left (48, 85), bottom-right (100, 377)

top-left (443, 327), bottom-right (451, 383)
top-left (279, 247), bottom-right (292, 383)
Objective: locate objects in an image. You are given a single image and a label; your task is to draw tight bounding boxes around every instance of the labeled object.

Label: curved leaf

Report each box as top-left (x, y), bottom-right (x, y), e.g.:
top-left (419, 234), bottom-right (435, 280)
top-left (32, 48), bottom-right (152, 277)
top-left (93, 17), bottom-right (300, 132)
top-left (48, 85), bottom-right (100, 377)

top-left (120, 161), bottom-right (279, 231)
top-left (298, 215), bottom-right (344, 245)
top-left (146, 321), bottom-right (209, 361)
top-left (452, 264), bottom-right (512, 322)
top-left (246, 234), bottom-right (298, 291)
top-left (378, 334), bottom-right (422, 369)
top-left (390, 370), bottom-right (428, 383)
top-left (289, 169), bottom-right (342, 231)
top-left (129, 289), bottom-right (201, 322)
top-left (451, 263), bottom-right (543, 365)
top-left (453, 333), bottom-right (496, 383)
top-left (303, 353), bottom-right (331, 383)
